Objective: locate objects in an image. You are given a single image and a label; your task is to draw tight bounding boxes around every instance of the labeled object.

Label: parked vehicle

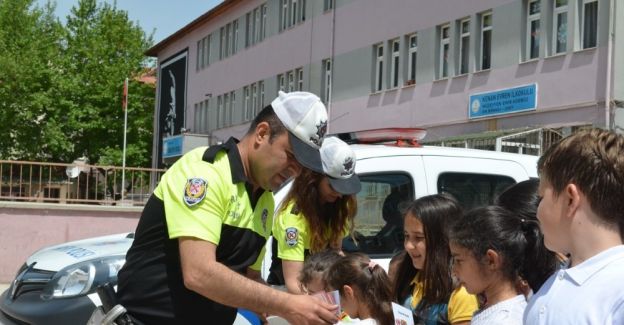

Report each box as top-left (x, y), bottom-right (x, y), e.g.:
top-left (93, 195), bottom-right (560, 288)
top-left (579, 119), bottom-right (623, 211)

top-left (0, 129), bottom-right (538, 324)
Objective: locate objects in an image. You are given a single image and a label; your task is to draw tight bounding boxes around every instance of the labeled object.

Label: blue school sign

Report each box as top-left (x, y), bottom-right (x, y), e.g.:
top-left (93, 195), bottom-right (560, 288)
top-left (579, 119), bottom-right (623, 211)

top-left (469, 84), bottom-right (538, 119)
top-left (162, 135), bottom-right (183, 158)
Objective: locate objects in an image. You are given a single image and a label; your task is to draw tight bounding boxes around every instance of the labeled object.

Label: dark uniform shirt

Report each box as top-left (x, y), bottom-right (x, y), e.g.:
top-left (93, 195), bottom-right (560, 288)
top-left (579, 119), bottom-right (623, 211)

top-left (117, 138), bottom-right (274, 324)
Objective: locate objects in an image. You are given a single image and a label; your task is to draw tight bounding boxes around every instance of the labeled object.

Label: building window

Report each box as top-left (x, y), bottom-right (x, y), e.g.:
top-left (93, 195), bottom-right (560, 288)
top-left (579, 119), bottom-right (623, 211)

top-left (246, 4), bottom-right (267, 47)
top-left (301, 0), bottom-right (306, 21)
top-left (439, 24), bottom-right (450, 78)
top-left (277, 74), bottom-right (285, 92)
top-left (243, 86), bottom-right (251, 121)
top-left (232, 20), bottom-right (238, 55)
top-left (281, 0), bottom-right (288, 31)
top-left (194, 101), bottom-right (209, 133)
top-left (374, 44), bottom-right (384, 92)
top-left (322, 59), bottom-right (332, 104)
top-left (287, 71), bottom-right (294, 92)
top-left (324, 0), bottom-right (334, 11)
top-left (258, 81), bottom-right (265, 116)
top-left (527, 0), bottom-right (541, 60)
top-left (203, 100), bottom-right (209, 132)
top-left (390, 39), bottom-right (400, 88)
top-left (196, 39), bottom-right (203, 71)
top-left (552, 0), bottom-right (568, 54)
top-left (203, 35), bottom-right (210, 67)
top-left (251, 83), bottom-right (258, 117)
top-left (226, 23), bottom-right (232, 57)
top-left (407, 34), bottom-right (417, 83)
top-left (217, 96), bottom-right (223, 128)
top-left (254, 7), bottom-right (261, 43)
top-left (459, 18), bottom-right (470, 75)
top-left (296, 68), bottom-right (304, 91)
top-left (291, 0), bottom-right (298, 26)
top-left (220, 27), bottom-right (226, 59)
top-left (228, 91), bottom-right (235, 126)
top-left (223, 93), bottom-right (229, 127)
top-left (245, 13), bottom-right (252, 47)
top-left (194, 103), bottom-right (200, 131)
top-left (581, 0), bottom-right (598, 49)
top-left (261, 4), bottom-right (267, 40)
top-left (480, 12), bottom-right (492, 70)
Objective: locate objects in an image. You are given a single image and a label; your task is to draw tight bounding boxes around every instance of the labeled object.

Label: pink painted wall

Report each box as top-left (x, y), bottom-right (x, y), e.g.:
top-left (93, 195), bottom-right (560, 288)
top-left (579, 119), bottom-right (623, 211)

top-left (0, 204), bottom-right (140, 282)
top-left (330, 47), bottom-right (606, 135)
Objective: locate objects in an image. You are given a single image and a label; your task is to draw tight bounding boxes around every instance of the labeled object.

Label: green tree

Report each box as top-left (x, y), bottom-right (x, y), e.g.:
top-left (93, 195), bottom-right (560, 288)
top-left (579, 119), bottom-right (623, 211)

top-left (0, 0), bottom-right (155, 167)
top-left (0, 0), bottom-right (67, 160)
top-left (60, 0), bottom-right (154, 167)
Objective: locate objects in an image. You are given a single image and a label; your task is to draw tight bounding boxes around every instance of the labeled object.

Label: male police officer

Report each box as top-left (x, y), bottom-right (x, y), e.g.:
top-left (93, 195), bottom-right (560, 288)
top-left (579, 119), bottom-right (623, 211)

top-left (116, 91), bottom-right (338, 324)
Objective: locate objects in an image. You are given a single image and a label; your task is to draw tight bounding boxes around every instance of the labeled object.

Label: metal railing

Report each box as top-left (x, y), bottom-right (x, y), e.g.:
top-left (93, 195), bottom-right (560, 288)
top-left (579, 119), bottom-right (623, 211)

top-left (424, 125), bottom-right (592, 156)
top-left (0, 160), bottom-right (166, 206)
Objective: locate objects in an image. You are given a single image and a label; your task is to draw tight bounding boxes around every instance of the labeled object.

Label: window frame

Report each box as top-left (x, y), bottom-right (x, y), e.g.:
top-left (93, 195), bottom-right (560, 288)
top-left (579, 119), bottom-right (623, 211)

top-left (552, 0), bottom-right (568, 55)
top-left (480, 12), bottom-right (492, 70)
top-left (219, 27), bottom-right (226, 60)
top-left (296, 68), bottom-right (304, 91)
top-left (223, 93), bottom-right (229, 127)
top-left (580, 0), bottom-right (598, 49)
top-left (243, 86), bottom-right (251, 121)
top-left (324, 0), bottom-right (334, 11)
top-left (229, 91), bottom-right (235, 127)
top-left (439, 24), bottom-right (451, 79)
top-left (225, 23), bottom-right (231, 58)
top-left (290, 0), bottom-right (298, 27)
top-left (374, 44), bottom-right (384, 92)
top-left (345, 172), bottom-right (414, 258)
top-left (232, 21), bottom-right (238, 55)
top-left (251, 83), bottom-right (258, 118)
top-left (203, 35), bottom-right (210, 67)
top-left (196, 38), bottom-right (203, 71)
top-left (526, 0), bottom-right (541, 60)
top-left (281, 0), bottom-right (288, 31)
top-left (277, 74), bottom-right (285, 92)
top-left (390, 39), bottom-right (400, 89)
top-left (437, 172), bottom-right (516, 210)
top-left (261, 4), bottom-right (268, 40)
top-left (323, 59), bottom-right (332, 104)
top-left (287, 70), bottom-right (295, 92)
top-left (407, 33), bottom-right (417, 82)
top-left (217, 95), bottom-right (223, 128)
top-left (258, 81), bottom-right (265, 117)
top-left (459, 18), bottom-right (471, 75)
top-left (194, 102), bottom-right (200, 131)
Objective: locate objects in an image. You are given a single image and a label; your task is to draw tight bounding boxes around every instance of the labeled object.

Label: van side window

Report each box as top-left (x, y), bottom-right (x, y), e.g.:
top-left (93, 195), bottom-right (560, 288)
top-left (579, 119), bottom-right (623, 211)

top-left (342, 173), bottom-right (413, 258)
top-left (437, 172), bottom-right (516, 209)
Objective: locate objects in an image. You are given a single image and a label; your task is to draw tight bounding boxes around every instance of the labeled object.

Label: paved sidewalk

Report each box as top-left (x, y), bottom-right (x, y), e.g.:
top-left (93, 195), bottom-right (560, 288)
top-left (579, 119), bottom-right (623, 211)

top-left (0, 284), bottom-right (8, 293)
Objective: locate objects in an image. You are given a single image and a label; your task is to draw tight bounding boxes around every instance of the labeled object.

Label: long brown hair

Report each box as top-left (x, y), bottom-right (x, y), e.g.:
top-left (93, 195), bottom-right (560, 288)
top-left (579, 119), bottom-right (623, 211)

top-left (280, 168), bottom-right (356, 253)
top-left (393, 194), bottom-right (460, 305)
top-left (324, 253), bottom-right (394, 325)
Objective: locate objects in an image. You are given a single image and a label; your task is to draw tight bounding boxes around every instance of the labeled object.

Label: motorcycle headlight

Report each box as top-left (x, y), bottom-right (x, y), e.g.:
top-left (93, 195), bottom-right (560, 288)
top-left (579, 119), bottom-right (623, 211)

top-left (41, 255), bottom-right (125, 300)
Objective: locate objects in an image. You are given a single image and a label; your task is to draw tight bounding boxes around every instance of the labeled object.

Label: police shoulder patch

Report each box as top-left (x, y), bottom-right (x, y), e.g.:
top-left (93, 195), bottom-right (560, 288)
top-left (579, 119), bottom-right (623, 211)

top-left (285, 227), bottom-right (298, 247)
top-left (183, 178), bottom-right (208, 207)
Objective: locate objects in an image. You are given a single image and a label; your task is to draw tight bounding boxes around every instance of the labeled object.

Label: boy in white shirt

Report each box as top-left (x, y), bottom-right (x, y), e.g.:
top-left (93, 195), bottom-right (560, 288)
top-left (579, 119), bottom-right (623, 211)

top-left (524, 128), bottom-right (624, 324)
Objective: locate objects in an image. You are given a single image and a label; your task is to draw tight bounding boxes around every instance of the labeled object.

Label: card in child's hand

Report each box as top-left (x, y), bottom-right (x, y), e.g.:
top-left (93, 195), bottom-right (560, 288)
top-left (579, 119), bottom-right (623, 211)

top-left (312, 290), bottom-right (341, 316)
top-left (392, 302), bottom-right (414, 325)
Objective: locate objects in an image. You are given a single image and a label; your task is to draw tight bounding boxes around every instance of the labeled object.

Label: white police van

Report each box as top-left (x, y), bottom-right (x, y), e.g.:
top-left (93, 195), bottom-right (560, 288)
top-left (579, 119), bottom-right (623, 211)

top-left (0, 129), bottom-right (538, 325)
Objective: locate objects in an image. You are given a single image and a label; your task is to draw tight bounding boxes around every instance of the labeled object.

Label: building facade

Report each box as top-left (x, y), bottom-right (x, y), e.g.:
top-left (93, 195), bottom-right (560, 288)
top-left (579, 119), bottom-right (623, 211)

top-left (147, 0), bottom-right (624, 166)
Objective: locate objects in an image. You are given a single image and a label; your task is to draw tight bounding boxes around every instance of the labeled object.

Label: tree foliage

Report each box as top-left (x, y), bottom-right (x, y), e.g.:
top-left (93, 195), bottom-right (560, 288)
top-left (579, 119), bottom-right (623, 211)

top-left (0, 0), bottom-right (155, 167)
